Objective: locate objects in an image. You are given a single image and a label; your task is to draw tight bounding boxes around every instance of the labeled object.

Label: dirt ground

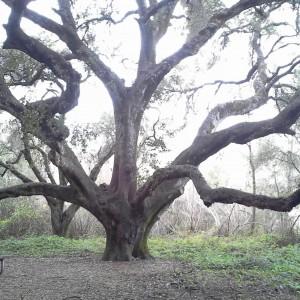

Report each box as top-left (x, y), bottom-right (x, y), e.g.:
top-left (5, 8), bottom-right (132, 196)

top-left (0, 255), bottom-right (298, 300)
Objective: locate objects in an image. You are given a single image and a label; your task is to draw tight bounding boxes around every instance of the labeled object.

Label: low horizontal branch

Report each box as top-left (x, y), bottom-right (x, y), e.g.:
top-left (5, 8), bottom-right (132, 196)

top-left (138, 165), bottom-right (300, 212)
top-left (0, 182), bottom-right (79, 205)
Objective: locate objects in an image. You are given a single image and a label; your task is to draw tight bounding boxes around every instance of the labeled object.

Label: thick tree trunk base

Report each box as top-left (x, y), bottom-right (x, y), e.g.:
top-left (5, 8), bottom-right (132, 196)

top-left (102, 226), bottom-right (135, 261)
top-left (102, 223), bottom-right (154, 261)
top-left (102, 244), bottom-right (133, 261)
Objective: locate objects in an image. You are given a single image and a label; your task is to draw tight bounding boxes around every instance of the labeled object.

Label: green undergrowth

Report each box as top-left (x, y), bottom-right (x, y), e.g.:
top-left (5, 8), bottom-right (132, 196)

top-left (150, 234), bottom-right (300, 293)
top-left (0, 234), bottom-right (299, 293)
top-left (0, 235), bottom-right (105, 256)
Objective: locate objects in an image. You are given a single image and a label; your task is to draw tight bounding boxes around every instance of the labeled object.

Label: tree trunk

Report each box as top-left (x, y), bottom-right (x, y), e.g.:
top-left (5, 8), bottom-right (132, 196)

top-left (49, 201), bottom-right (78, 237)
top-left (132, 223), bottom-right (153, 259)
top-left (101, 212), bottom-right (157, 260)
top-left (51, 218), bottom-right (68, 237)
top-left (250, 207), bottom-right (256, 235)
top-left (248, 144), bottom-right (257, 235)
top-left (50, 204), bottom-right (69, 237)
top-left (102, 221), bottom-right (138, 261)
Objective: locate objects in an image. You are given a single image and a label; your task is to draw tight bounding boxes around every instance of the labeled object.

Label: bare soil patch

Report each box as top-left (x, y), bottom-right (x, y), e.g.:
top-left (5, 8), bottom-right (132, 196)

top-left (0, 255), bottom-right (298, 300)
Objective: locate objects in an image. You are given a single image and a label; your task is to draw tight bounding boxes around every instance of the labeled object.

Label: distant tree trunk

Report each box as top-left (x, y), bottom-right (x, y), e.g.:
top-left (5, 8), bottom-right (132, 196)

top-left (48, 199), bottom-right (79, 237)
top-left (248, 144), bottom-right (257, 235)
top-left (250, 207), bottom-right (256, 235)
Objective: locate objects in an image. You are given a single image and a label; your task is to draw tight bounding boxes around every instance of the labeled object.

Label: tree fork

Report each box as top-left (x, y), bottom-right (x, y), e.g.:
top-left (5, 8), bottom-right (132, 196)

top-left (49, 202), bottom-right (78, 237)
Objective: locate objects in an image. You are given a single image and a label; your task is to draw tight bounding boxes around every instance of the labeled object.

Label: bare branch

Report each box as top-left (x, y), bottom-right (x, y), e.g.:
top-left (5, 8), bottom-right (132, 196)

top-left (273, 83), bottom-right (298, 91)
top-left (0, 160), bottom-right (32, 183)
top-left (89, 143), bottom-right (114, 182)
top-left (62, 202), bottom-right (80, 225)
top-left (197, 95), bottom-right (267, 135)
top-left (135, 0), bottom-right (179, 77)
top-left (0, 73), bottom-right (25, 118)
top-left (149, 0), bottom-right (179, 43)
top-left (49, 142), bottom-right (99, 201)
top-left (267, 57), bottom-right (300, 90)
top-left (31, 145), bottom-right (57, 184)
top-left (147, 0), bottom-right (283, 88)
top-left (56, 0), bottom-right (77, 29)
top-left (2, 1), bottom-right (81, 117)
top-left (1, 0), bottom-right (126, 105)
top-left (22, 134), bottom-right (47, 183)
top-left (184, 94), bottom-right (300, 164)
top-left (142, 0), bottom-right (176, 23)
top-left (1, 140), bottom-right (56, 185)
top-left (137, 165), bottom-right (300, 212)
top-left (0, 182), bottom-right (78, 204)
top-left (165, 63), bottom-right (258, 95)
top-left (76, 10), bottom-right (138, 29)
top-left (198, 18), bottom-right (268, 135)
top-left (265, 34), bottom-right (298, 59)
top-left (145, 89), bottom-right (300, 215)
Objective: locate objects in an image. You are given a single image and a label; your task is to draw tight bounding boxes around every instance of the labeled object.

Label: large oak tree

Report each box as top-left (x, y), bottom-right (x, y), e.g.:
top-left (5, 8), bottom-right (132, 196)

top-left (0, 0), bottom-right (300, 260)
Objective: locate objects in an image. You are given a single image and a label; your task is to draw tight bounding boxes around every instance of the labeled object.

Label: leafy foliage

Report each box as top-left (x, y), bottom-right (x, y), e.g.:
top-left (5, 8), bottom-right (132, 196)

top-left (0, 200), bottom-right (49, 238)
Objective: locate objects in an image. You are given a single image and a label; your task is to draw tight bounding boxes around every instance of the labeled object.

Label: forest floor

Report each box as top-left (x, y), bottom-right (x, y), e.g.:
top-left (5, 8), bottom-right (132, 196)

top-left (0, 255), bottom-right (298, 300)
top-left (0, 234), bottom-right (299, 299)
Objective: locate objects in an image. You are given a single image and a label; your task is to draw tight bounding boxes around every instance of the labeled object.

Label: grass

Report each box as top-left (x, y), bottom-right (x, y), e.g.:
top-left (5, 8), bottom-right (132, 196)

top-left (0, 235), bottom-right (105, 256)
top-left (150, 234), bottom-right (300, 292)
top-left (0, 234), bottom-right (299, 293)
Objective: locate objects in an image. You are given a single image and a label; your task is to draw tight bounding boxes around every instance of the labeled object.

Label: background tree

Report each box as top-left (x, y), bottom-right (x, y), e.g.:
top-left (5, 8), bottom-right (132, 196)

top-left (247, 143), bottom-right (258, 234)
top-left (252, 137), bottom-right (300, 234)
top-left (0, 120), bottom-right (80, 236)
top-left (0, 0), bottom-right (300, 261)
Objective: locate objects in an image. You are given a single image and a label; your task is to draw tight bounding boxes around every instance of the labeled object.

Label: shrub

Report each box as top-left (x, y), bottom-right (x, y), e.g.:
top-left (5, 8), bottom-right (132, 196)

top-left (0, 199), bottom-right (50, 238)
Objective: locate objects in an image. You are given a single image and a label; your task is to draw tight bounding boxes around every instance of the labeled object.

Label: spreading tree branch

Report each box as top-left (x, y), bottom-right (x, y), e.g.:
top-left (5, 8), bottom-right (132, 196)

top-left (0, 73), bottom-right (24, 117)
top-left (1, 0), bottom-right (126, 104)
top-left (143, 90), bottom-right (300, 212)
top-left (76, 10), bottom-right (138, 29)
top-left (29, 145), bottom-right (56, 184)
top-left (0, 160), bottom-right (32, 183)
top-left (89, 143), bottom-right (114, 182)
top-left (138, 165), bottom-right (300, 211)
top-left (165, 63), bottom-right (258, 95)
top-left (22, 134), bottom-right (47, 183)
top-left (142, 0), bottom-right (284, 95)
top-left (62, 202), bottom-right (80, 224)
top-left (198, 16), bottom-right (268, 135)
top-left (0, 182), bottom-right (78, 204)
top-left (142, 0), bottom-right (176, 23)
